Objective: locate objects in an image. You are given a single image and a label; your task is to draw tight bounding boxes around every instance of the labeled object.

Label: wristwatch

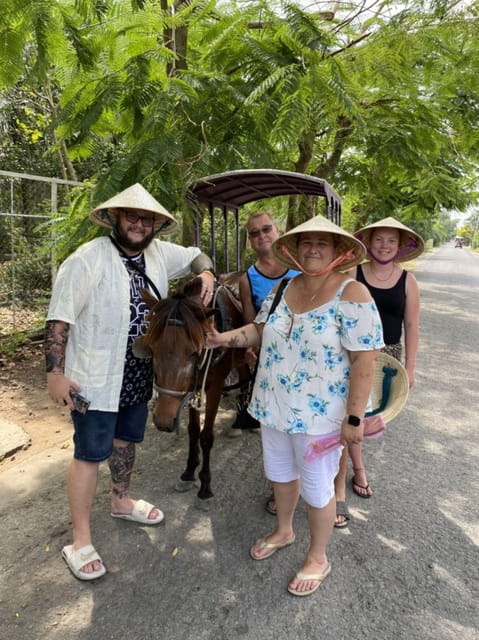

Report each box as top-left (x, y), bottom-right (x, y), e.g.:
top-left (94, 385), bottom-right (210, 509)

top-left (346, 414), bottom-right (361, 427)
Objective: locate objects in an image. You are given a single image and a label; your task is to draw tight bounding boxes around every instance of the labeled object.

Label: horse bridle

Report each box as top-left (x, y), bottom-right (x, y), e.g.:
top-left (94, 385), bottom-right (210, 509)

top-left (153, 288), bottom-right (223, 435)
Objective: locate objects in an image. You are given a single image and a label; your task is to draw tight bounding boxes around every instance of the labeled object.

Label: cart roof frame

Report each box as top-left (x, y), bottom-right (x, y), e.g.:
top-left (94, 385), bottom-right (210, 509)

top-left (186, 169), bottom-right (342, 272)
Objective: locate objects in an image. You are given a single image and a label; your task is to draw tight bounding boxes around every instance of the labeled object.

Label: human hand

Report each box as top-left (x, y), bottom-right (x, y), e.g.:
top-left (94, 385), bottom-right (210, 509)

top-left (245, 347), bottom-right (258, 370)
top-left (205, 325), bottom-right (223, 350)
top-left (340, 420), bottom-right (364, 446)
top-left (198, 271), bottom-right (215, 306)
top-left (47, 372), bottom-right (79, 411)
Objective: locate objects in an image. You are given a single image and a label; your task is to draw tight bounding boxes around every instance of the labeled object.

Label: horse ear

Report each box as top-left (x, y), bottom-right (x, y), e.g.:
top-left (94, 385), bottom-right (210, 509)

top-left (132, 336), bottom-right (152, 359)
top-left (141, 289), bottom-right (158, 309)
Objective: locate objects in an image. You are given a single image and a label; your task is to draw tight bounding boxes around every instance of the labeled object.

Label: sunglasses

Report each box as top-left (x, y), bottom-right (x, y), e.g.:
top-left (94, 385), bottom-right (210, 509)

top-left (122, 210), bottom-right (156, 228)
top-left (248, 224), bottom-right (273, 238)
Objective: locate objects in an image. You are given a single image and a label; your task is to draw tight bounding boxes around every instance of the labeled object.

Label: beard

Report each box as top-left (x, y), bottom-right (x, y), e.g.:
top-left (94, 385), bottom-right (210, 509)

top-left (112, 226), bottom-right (155, 254)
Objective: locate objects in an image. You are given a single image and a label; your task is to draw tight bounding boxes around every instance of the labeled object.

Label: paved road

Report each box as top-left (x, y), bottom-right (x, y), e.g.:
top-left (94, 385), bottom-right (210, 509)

top-left (1, 244), bottom-right (478, 640)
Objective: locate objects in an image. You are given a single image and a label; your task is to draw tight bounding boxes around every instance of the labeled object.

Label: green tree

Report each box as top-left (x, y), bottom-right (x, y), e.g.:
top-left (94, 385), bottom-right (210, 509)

top-left (2, 0), bottom-right (479, 256)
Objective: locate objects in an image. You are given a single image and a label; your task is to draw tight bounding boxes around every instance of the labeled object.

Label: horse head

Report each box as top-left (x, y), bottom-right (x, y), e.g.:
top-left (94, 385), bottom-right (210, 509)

top-left (140, 277), bottom-right (216, 432)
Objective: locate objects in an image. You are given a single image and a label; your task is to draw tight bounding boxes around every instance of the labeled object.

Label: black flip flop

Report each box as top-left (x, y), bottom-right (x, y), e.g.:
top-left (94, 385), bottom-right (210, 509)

top-left (265, 494), bottom-right (277, 516)
top-left (352, 476), bottom-right (372, 499)
top-left (334, 501), bottom-right (350, 528)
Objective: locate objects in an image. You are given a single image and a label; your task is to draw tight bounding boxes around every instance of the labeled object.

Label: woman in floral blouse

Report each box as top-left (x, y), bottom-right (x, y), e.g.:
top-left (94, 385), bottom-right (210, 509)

top-left (207, 214), bottom-right (384, 597)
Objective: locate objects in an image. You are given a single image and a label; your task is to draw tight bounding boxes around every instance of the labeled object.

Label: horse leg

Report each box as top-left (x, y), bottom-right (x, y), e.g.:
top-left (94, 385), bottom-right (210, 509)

top-left (177, 408), bottom-right (201, 491)
top-left (197, 385), bottom-right (223, 501)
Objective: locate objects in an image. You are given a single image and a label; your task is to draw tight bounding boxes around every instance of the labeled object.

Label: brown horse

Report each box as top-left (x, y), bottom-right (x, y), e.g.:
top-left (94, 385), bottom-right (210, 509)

top-left (137, 275), bottom-right (247, 501)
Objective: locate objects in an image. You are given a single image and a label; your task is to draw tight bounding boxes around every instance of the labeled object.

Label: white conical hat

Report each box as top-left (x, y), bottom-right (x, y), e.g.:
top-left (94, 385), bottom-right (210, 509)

top-left (354, 217), bottom-right (424, 262)
top-left (89, 183), bottom-right (178, 235)
top-left (272, 214), bottom-right (366, 272)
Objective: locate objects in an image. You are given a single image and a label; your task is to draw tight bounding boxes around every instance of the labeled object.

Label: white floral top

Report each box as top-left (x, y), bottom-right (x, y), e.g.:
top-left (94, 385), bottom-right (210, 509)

top-left (248, 279), bottom-right (384, 436)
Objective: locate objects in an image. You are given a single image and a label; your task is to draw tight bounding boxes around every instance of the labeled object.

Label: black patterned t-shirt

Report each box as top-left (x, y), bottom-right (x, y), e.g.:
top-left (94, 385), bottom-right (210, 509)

top-left (119, 253), bottom-right (154, 408)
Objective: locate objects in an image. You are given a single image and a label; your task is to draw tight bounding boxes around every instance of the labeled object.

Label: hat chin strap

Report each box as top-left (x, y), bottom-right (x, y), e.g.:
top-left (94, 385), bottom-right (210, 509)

top-left (154, 220), bottom-right (171, 237)
top-left (367, 236), bottom-right (418, 265)
top-left (279, 245), bottom-right (356, 277)
top-left (101, 210), bottom-right (116, 229)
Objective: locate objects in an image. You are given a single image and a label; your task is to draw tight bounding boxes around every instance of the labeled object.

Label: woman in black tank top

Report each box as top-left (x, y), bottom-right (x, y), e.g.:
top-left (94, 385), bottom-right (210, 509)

top-left (334, 218), bottom-right (423, 524)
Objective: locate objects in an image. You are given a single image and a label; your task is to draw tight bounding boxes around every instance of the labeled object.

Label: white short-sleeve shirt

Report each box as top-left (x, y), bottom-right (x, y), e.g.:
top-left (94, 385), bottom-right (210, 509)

top-left (47, 236), bottom-right (201, 411)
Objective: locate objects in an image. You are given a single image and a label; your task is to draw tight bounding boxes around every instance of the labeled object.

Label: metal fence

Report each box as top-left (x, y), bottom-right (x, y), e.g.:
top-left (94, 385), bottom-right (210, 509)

top-left (0, 170), bottom-right (83, 340)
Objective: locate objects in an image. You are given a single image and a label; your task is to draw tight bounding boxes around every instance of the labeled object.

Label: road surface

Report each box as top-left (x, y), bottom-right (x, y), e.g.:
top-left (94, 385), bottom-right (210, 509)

top-left (0, 243), bottom-right (477, 640)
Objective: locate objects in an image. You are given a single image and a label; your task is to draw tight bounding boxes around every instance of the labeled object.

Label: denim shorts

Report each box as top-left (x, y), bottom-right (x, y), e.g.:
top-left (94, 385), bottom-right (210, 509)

top-left (71, 402), bottom-right (149, 462)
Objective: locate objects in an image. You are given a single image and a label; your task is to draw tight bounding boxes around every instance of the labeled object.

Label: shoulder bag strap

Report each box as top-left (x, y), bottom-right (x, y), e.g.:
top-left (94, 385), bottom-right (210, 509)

top-left (109, 236), bottom-right (162, 300)
top-left (248, 277), bottom-right (290, 385)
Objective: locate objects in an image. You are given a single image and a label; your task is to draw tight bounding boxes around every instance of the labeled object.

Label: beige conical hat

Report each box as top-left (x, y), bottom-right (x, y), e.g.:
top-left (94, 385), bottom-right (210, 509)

top-left (354, 216), bottom-right (424, 262)
top-left (89, 183), bottom-right (178, 235)
top-left (272, 214), bottom-right (366, 273)
top-left (367, 352), bottom-right (409, 423)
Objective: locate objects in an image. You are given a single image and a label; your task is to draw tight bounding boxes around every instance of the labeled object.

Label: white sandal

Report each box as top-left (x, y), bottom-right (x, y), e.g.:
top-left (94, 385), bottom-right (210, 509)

top-left (62, 544), bottom-right (106, 581)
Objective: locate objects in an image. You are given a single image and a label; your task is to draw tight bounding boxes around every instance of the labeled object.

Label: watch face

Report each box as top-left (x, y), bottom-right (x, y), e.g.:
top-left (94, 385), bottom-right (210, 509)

top-left (347, 415), bottom-right (361, 427)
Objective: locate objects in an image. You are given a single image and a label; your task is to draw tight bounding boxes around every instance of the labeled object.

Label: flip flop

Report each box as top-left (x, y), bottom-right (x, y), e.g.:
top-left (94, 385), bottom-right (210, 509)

top-left (334, 501), bottom-right (350, 528)
top-left (351, 476), bottom-right (373, 499)
top-left (265, 494), bottom-right (277, 516)
top-left (111, 499), bottom-right (165, 525)
top-left (249, 534), bottom-right (296, 561)
top-left (288, 563), bottom-right (332, 597)
top-left (62, 544), bottom-right (106, 581)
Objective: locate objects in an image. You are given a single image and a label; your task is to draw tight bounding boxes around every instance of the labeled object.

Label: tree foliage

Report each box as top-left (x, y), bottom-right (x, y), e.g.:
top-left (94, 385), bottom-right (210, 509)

top-left (1, 0), bottom-right (479, 259)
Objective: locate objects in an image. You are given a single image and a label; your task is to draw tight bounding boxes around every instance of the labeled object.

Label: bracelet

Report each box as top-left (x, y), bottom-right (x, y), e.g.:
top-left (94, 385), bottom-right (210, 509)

top-left (201, 270), bottom-right (215, 281)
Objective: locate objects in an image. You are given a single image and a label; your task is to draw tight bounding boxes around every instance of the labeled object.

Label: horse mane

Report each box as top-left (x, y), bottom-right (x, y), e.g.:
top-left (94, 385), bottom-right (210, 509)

top-left (143, 277), bottom-right (211, 351)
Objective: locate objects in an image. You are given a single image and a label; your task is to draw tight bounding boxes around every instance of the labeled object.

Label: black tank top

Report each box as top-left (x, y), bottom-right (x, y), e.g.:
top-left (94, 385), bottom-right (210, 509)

top-left (357, 264), bottom-right (407, 345)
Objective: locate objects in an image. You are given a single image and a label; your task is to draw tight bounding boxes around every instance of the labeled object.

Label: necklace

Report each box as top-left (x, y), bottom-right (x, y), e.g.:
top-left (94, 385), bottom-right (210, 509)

top-left (369, 263), bottom-right (395, 282)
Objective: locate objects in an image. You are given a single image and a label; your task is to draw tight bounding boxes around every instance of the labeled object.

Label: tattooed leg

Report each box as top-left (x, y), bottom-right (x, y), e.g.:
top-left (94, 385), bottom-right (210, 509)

top-left (109, 441), bottom-right (136, 499)
top-left (109, 441), bottom-right (162, 521)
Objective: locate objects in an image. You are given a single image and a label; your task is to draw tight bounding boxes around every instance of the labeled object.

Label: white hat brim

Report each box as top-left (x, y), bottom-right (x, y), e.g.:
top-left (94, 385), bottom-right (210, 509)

top-left (89, 183), bottom-right (178, 235)
top-left (354, 217), bottom-right (424, 263)
top-left (272, 214), bottom-right (366, 272)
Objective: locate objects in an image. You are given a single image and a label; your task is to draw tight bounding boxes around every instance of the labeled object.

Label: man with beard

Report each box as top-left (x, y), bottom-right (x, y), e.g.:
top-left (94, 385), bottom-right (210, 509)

top-left (45, 183), bottom-right (215, 581)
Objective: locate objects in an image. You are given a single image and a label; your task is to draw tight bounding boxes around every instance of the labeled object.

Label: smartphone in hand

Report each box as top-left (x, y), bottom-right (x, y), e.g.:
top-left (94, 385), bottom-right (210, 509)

top-left (69, 389), bottom-right (91, 414)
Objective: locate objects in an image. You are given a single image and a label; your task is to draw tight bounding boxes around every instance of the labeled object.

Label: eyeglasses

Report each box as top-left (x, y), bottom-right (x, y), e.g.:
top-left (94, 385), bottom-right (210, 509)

top-left (248, 224), bottom-right (273, 238)
top-left (122, 210), bottom-right (156, 228)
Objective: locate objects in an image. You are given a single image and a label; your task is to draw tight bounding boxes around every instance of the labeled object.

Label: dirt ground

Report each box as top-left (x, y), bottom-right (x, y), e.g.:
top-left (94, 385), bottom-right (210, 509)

top-left (0, 341), bottom-right (73, 471)
top-left (0, 340), bottom-right (239, 476)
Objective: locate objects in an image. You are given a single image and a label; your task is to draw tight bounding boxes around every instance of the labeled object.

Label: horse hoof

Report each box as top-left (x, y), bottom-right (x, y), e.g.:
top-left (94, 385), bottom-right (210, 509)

top-left (195, 496), bottom-right (214, 511)
top-left (175, 480), bottom-right (196, 493)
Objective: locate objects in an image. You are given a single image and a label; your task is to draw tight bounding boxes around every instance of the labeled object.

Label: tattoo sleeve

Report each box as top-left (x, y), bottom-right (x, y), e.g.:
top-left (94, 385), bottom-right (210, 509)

top-left (109, 442), bottom-right (136, 498)
top-left (45, 320), bottom-right (69, 373)
top-left (190, 253), bottom-right (214, 274)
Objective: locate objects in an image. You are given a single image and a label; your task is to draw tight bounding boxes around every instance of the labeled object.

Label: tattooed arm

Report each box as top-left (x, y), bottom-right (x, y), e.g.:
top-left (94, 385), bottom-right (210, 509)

top-left (206, 322), bottom-right (262, 350)
top-left (45, 320), bottom-right (79, 409)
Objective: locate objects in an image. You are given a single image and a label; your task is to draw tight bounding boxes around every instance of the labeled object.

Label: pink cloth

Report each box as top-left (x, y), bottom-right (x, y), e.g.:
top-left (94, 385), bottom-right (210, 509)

top-left (304, 415), bottom-right (386, 462)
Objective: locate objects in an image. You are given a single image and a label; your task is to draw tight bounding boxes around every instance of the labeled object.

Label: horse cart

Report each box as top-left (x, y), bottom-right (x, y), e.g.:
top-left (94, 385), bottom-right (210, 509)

top-left (186, 168), bottom-right (342, 273)
top-left (140, 170), bottom-right (343, 501)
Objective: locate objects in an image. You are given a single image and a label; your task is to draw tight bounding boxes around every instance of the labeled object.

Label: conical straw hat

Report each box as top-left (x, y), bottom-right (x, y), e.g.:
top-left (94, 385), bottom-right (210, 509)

top-left (272, 214), bottom-right (366, 273)
top-left (354, 217), bottom-right (424, 262)
top-left (367, 352), bottom-right (409, 424)
top-left (90, 183), bottom-right (178, 235)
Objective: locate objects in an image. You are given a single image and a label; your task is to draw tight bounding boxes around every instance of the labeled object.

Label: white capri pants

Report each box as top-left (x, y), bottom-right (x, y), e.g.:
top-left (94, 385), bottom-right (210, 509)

top-left (261, 425), bottom-right (343, 509)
